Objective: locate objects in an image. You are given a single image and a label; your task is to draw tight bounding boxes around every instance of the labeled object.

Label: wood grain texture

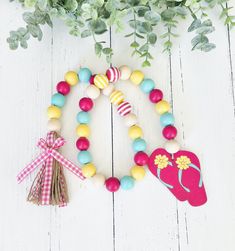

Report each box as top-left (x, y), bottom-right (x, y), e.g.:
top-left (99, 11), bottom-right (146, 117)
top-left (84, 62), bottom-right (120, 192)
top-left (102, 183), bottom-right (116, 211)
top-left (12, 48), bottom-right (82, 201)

top-left (0, 1), bottom-right (235, 251)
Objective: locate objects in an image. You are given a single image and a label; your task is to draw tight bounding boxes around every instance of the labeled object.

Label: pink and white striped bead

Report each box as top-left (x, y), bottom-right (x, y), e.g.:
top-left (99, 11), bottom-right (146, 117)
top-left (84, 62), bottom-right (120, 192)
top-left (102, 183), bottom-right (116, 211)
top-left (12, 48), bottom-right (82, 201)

top-left (106, 67), bottom-right (121, 83)
top-left (117, 101), bottom-right (132, 116)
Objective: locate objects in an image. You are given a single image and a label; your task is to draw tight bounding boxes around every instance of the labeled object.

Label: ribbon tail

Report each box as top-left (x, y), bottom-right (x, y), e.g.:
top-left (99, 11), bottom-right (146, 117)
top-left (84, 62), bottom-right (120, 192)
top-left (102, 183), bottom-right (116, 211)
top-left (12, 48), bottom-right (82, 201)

top-left (189, 163), bottom-right (203, 188)
top-left (178, 169), bottom-right (190, 192)
top-left (17, 152), bottom-right (49, 183)
top-left (157, 168), bottom-right (174, 189)
top-left (51, 151), bottom-right (85, 180)
top-left (41, 157), bottom-right (54, 205)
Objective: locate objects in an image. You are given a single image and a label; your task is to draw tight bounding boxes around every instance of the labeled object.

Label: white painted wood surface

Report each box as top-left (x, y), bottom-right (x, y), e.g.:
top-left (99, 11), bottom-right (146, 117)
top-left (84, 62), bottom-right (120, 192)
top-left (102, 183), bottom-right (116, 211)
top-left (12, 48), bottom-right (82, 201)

top-left (1, 1), bottom-right (235, 251)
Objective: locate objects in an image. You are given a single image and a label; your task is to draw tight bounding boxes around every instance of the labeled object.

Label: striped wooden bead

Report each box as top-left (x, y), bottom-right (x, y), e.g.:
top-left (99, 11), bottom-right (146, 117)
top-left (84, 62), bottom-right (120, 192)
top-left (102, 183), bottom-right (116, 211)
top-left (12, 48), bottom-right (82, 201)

top-left (117, 101), bottom-right (131, 116)
top-left (110, 90), bottom-right (125, 105)
top-left (94, 74), bottom-right (109, 89)
top-left (106, 67), bottom-right (121, 83)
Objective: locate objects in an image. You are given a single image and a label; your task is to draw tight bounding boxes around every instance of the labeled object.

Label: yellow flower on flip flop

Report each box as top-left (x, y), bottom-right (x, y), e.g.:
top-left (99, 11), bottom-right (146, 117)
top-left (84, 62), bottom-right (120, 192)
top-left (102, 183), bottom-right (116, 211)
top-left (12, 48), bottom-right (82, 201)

top-left (176, 156), bottom-right (191, 170)
top-left (154, 155), bottom-right (169, 169)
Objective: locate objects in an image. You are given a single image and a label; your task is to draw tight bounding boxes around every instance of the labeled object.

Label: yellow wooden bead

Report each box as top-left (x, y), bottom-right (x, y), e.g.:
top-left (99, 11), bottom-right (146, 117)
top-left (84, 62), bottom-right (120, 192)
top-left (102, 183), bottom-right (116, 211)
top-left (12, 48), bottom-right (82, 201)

top-left (64, 71), bottom-right (79, 86)
top-left (110, 90), bottom-right (124, 105)
top-left (47, 105), bottom-right (61, 119)
top-left (94, 74), bottom-right (109, 89)
top-left (82, 163), bottom-right (96, 178)
top-left (131, 165), bottom-right (146, 180)
top-left (130, 70), bottom-right (144, 85)
top-left (155, 100), bottom-right (171, 115)
top-left (76, 124), bottom-right (90, 137)
top-left (128, 125), bottom-right (143, 139)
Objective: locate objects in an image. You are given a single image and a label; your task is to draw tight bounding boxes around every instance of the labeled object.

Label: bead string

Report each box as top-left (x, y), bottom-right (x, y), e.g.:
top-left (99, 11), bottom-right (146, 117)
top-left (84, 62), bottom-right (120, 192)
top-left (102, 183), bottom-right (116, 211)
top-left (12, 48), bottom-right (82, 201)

top-left (47, 66), bottom-right (180, 192)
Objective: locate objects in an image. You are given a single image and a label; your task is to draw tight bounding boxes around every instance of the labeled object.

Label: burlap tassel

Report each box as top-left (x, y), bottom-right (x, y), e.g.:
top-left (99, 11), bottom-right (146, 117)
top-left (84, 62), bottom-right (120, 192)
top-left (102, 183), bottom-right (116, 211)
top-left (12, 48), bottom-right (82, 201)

top-left (27, 132), bottom-right (69, 206)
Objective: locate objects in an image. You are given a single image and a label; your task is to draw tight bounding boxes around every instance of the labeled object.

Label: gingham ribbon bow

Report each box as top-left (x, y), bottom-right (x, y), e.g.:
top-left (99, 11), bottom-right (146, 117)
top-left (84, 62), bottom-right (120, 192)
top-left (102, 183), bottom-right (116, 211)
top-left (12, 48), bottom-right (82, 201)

top-left (17, 132), bottom-right (85, 205)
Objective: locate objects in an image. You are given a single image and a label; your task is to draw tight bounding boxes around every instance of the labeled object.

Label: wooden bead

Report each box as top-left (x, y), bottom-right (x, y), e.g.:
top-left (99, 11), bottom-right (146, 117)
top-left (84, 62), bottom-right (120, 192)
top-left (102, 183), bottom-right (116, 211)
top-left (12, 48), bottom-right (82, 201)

top-left (47, 119), bottom-right (61, 132)
top-left (47, 105), bottom-right (61, 119)
top-left (110, 90), bottom-right (124, 105)
top-left (130, 165), bottom-right (146, 180)
top-left (78, 67), bottom-right (92, 83)
top-left (86, 85), bottom-right (100, 99)
top-left (120, 176), bottom-right (135, 190)
top-left (134, 151), bottom-right (149, 166)
top-left (119, 65), bottom-right (132, 80)
top-left (56, 81), bottom-right (70, 95)
top-left (162, 125), bottom-right (177, 140)
top-left (117, 101), bottom-right (131, 116)
top-left (130, 70), bottom-right (144, 85)
top-left (155, 100), bottom-right (170, 115)
top-left (102, 84), bottom-right (115, 96)
top-left (89, 74), bottom-right (96, 84)
top-left (106, 67), bottom-right (121, 83)
top-left (149, 89), bottom-right (163, 103)
top-left (92, 174), bottom-right (106, 187)
top-left (128, 125), bottom-right (143, 139)
top-left (76, 137), bottom-right (90, 150)
top-left (105, 177), bottom-right (120, 192)
top-left (79, 97), bottom-right (93, 111)
top-left (124, 113), bottom-right (137, 127)
top-left (140, 79), bottom-right (155, 93)
top-left (76, 124), bottom-right (90, 137)
top-left (82, 163), bottom-right (96, 178)
top-left (77, 151), bottom-right (92, 164)
top-left (51, 93), bottom-right (65, 108)
top-left (64, 71), bottom-right (79, 86)
top-left (94, 74), bottom-right (109, 89)
top-left (164, 140), bottom-right (180, 154)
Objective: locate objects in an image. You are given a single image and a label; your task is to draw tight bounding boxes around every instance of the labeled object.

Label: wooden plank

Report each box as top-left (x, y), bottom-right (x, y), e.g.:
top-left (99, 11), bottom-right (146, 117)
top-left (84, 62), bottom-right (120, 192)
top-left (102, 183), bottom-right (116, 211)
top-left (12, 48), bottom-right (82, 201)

top-left (50, 20), bottom-right (114, 251)
top-left (170, 9), bottom-right (235, 251)
top-left (0, 2), bottom-right (52, 251)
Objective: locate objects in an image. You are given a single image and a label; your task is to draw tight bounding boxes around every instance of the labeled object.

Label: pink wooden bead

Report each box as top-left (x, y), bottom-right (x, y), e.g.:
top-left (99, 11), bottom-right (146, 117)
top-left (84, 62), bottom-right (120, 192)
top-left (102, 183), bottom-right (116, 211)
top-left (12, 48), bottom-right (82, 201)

top-left (56, 81), bottom-right (70, 95)
top-left (76, 137), bottom-right (90, 150)
top-left (79, 97), bottom-right (93, 111)
top-left (105, 177), bottom-right (120, 192)
top-left (162, 125), bottom-right (177, 140)
top-left (149, 89), bottom-right (163, 103)
top-left (134, 151), bottom-right (149, 166)
top-left (106, 67), bottom-right (121, 83)
top-left (89, 74), bottom-right (96, 85)
top-left (117, 101), bottom-right (131, 116)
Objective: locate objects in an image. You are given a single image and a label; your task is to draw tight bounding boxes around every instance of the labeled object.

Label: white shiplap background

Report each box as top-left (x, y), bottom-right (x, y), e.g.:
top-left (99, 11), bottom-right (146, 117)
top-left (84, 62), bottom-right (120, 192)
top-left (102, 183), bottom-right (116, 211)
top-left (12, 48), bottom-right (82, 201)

top-left (1, 1), bottom-right (235, 251)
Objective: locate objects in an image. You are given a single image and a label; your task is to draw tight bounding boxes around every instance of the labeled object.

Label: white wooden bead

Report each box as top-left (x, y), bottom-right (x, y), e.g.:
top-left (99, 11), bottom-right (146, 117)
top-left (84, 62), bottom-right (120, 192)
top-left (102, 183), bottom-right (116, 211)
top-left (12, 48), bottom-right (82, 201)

top-left (92, 174), bottom-right (105, 187)
top-left (102, 84), bottom-right (115, 96)
top-left (164, 140), bottom-right (180, 154)
top-left (119, 65), bottom-right (132, 80)
top-left (47, 119), bottom-right (61, 132)
top-left (86, 85), bottom-right (100, 99)
top-left (124, 113), bottom-right (138, 127)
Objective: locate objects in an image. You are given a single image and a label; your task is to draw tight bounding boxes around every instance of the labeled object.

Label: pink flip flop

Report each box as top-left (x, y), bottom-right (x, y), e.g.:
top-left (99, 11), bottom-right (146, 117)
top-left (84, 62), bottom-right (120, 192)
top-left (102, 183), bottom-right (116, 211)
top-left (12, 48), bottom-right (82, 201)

top-left (148, 148), bottom-right (207, 206)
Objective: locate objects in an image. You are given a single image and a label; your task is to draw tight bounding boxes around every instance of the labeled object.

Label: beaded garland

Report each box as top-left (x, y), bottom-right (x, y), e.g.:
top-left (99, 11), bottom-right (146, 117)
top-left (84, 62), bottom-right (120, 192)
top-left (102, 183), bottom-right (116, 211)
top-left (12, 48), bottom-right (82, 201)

top-left (17, 64), bottom-right (207, 207)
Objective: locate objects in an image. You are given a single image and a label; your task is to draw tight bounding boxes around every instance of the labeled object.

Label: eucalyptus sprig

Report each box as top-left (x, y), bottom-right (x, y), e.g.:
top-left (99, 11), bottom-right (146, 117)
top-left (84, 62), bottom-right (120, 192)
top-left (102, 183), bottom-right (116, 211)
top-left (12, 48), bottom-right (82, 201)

top-left (7, 0), bottom-right (235, 66)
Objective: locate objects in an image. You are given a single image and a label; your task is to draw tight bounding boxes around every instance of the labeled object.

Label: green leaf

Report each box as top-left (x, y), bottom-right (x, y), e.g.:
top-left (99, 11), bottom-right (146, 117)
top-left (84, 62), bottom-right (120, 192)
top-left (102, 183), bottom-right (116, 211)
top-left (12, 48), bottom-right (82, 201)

top-left (188, 19), bottom-right (201, 32)
top-left (161, 9), bottom-right (175, 21)
top-left (102, 47), bottom-right (112, 55)
top-left (142, 60), bottom-right (151, 67)
top-left (23, 12), bottom-right (36, 25)
top-left (131, 41), bottom-right (139, 48)
top-left (144, 11), bottom-right (161, 24)
top-left (65, 0), bottom-right (78, 12)
top-left (201, 43), bottom-right (216, 52)
top-left (89, 19), bottom-right (107, 35)
top-left (24, 0), bottom-right (36, 8)
top-left (20, 40), bottom-right (28, 49)
top-left (81, 30), bottom-right (92, 38)
top-left (9, 41), bottom-right (19, 50)
top-left (148, 33), bottom-right (157, 44)
top-left (95, 42), bottom-right (103, 56)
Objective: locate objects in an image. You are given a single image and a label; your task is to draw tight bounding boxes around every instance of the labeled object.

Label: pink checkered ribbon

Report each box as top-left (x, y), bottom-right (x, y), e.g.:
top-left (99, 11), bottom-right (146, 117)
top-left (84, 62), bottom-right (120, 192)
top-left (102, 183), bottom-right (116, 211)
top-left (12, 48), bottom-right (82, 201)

top-left (17, 132), bottom-right (85, 205)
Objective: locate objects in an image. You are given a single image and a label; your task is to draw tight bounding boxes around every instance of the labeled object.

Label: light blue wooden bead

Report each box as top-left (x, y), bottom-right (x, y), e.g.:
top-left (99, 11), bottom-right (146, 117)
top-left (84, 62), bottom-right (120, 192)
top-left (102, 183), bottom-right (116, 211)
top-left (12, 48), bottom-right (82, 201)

top-left (51, 93), bottom-right (65, 108)
top-left (76, 111), bottom-right (91, 124)
top-left (78, 68), bottom-right (92, 83)
top-left (121, 176), bottom-right (135, 190)
top-left (77, 151), bottom-right (92, 164)
top-left (140, 79), bottom-right (155, 93)
top-left (132, 138), bottom-right (147, 152)
top-left (160, 112), bottom-right (175, 127)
